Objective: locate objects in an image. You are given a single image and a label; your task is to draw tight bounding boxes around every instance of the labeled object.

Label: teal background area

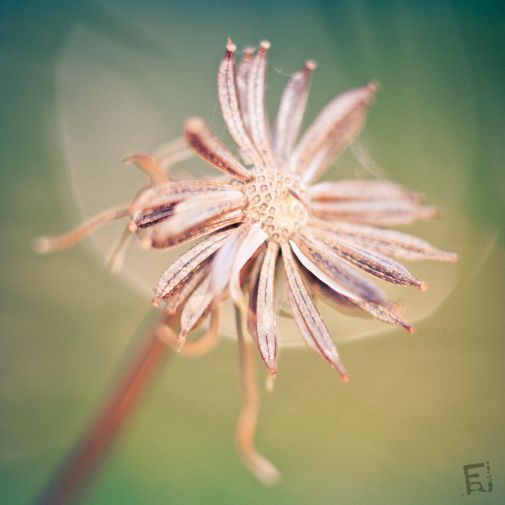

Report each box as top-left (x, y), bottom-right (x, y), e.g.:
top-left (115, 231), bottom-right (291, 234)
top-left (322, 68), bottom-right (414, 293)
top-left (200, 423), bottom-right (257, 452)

top-left (1, 1), bottom-right (505, 504)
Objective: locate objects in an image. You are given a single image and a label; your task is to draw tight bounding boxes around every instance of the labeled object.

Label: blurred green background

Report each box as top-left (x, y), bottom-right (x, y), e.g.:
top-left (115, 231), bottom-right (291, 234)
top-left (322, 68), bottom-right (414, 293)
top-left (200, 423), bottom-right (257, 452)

top-left (1, 1), bottom-right (504, 504)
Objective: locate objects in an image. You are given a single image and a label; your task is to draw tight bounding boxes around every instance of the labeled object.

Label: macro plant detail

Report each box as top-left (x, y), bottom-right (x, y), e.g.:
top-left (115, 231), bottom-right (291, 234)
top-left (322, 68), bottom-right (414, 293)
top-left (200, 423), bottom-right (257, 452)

top-left (37, 37), bottom-right (458, 491)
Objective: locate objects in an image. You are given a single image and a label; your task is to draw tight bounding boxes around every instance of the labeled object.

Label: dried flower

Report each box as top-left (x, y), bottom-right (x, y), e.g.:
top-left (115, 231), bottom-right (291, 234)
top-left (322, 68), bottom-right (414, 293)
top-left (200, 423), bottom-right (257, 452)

top-left (37, 38), bottom-right (457, 483)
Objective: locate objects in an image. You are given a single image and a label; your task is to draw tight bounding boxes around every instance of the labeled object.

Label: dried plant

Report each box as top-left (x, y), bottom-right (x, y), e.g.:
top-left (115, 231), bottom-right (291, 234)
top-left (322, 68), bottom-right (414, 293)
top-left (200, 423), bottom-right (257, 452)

top-left (37, 38), bottom-right (457, 491)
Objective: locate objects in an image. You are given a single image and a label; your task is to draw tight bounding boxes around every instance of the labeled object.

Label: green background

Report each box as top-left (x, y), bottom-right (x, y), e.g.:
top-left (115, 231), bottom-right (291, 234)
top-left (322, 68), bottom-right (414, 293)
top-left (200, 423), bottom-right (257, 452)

top-left (1, 1), bottom-right (504, 504)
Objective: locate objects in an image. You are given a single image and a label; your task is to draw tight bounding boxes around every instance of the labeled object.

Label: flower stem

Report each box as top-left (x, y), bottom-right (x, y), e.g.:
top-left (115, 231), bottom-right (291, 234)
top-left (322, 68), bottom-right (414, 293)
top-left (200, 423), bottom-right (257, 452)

top-left (35, 324), bottom-right (173, 505)
top-left (234, 307), bottom-right (280, 485)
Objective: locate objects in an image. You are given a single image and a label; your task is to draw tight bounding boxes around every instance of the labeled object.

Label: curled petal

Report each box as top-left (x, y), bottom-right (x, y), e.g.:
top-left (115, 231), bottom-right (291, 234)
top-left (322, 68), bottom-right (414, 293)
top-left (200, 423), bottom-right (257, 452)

top-left (309, 180), bottom-right (421, 203)
top-left (308, 229), bottom-right (426, 289)
top-left (310, 219), bottom-right (458, 262)
top-left (246, 40), bottom-right (275, 166)
top-left (255, 242), bottom-right (279, 372)
top-left (218, 39), bottom-right (262, 166)
top-left (273, 60), bottom-right (315, 163)
top-left (281, 242), bottom-right (349, 381)
top-left (154, 230), bottom-right (233, 303)
top-left (184, 117), bottom-right (251, 182)
top-left (311, 200), bottom-right (439, 226)
top-left (291, 82), bottom-right (378, 182)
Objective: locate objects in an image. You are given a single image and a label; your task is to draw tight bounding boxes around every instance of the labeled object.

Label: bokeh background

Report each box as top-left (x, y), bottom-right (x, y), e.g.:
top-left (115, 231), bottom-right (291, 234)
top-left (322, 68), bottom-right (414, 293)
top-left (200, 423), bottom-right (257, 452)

top-left (1, 1), bottom-right (504, 504)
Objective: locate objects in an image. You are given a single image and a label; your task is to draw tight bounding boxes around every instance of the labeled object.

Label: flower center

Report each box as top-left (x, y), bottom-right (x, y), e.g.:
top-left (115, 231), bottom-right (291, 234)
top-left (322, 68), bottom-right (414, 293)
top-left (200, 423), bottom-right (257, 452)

top-left (244, 168), bottom-right (309, 241)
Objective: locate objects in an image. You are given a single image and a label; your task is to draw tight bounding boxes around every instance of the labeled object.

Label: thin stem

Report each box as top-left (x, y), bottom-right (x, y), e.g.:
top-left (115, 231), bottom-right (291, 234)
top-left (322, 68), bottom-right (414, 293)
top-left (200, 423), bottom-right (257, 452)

top-left (34, 207), bottom-right (129, 254)
top-left (234, 306), bottom-right (280, 485)
top-left (35, 323), bottom-right (174, 505)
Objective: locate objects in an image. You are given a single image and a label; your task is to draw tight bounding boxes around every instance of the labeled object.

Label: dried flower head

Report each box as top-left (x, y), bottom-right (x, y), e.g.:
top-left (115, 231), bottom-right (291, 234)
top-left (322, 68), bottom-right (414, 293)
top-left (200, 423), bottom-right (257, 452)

top-left (37, 38), bottom-right (457, 483)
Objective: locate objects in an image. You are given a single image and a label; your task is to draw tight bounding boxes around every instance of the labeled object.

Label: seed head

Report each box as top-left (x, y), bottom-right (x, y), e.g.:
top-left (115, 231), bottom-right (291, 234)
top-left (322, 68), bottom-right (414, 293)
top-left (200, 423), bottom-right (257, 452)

top-left (37, 39), bottom-right (458, 483)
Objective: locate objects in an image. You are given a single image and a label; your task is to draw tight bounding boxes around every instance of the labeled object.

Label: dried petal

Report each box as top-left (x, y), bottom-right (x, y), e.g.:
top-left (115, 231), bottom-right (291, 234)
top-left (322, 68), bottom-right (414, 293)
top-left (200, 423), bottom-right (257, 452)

top-left (282, 242), bottom-right (349, 380)
top-left (240, 244), bottom-right (266, 291)
top-left (309, 274), bottom-right (414, 333)
top-left (174, 189), bottom-right (244, 213)
top-left (153, 230), bottom-right (233, 303)
top-left (245, 248), bottom-right (266, 340)
top-left (308, 273), bottom-right (363, 311)
top-left (164, 265), bottom-right (210, 316)
top-left (273, 60), bottom-right (315, 163)
top-left (218, 39), bottom-right (262, 166)
top-left (291, 82), bottom-right (378, 182)
top-left (309, 229), bottom-right (426, 289)
top-left (236, 46), bottom-right (255, 133)
top-left (172, 308), bottom-right (221, 357)
top-left (184, 117), bottom-right (251, 182)
top-left (311, 200), bottom-right (439, 226)
top-left (285, 284), bottom-right (320, 353)
top-left (179, 275), bottom-right (214, 338)
top-left (134, 205), bottom-right (177, 229)
top-left (147, 195), bottom-right (245, 249)
top-left (210, 225), bottom-right (249, 296)
top-left (309, 180), bottom-right (421, 203)
top-left (132, 180), bottom-right (239, 225)
top-left (246, 41), bottom-right (275, 166)
top-left (255, 242), bottom-right (279, 372)
top-left (229, 222), bottom-right (268, 308)
top-left (291, 235), bottom-right (389, 304)
top-left (358, 300), bottom-right (415, 333)
top-left (310, 219), bottom-right (458, 262)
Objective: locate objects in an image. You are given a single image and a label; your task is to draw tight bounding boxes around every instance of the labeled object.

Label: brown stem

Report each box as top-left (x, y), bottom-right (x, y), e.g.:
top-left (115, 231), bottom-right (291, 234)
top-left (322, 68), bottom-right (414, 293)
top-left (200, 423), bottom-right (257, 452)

top-left (35, 323), bottom-right (174, 505)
